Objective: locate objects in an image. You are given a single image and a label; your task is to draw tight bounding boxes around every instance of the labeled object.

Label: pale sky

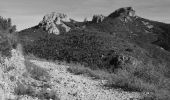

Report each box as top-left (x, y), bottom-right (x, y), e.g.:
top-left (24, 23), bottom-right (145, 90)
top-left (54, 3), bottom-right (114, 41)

top-left (0, 0), bottom-right (170, 31)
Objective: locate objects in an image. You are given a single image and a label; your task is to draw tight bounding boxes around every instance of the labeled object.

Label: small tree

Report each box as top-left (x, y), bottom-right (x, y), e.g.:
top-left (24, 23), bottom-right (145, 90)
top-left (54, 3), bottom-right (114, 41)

top-left (0, 16), bottom-right (16, 33)
top-left (7, 18), bottom-right (12, 28)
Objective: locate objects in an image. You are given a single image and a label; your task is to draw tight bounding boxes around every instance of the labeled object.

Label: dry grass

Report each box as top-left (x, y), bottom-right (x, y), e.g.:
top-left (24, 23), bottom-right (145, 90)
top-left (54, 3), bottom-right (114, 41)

top-left (14, 59), bottom-right (60, 100)
top-left (24, 60), bottom-right (50, 81)
top-left (67, 63), bottom-right (111, 79)
top-left (24, 53), bottom-right (45, 61)
top-left (67, 62), bottom-right (170, 100)
top-left (14, 80), bottom-right (60, 100)
top-left (14, 81), bottom-right (34, 96)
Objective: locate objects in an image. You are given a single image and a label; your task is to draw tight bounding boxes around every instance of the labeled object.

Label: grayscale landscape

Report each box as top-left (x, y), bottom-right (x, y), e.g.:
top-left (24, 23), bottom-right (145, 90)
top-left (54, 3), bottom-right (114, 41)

top-left (0, 0), bottom-right (170, 100)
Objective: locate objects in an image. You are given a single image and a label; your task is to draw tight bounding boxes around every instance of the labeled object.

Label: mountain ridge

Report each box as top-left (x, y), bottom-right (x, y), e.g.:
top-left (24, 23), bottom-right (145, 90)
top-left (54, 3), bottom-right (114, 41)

top-left (18, 7), bottom-right (170, 64)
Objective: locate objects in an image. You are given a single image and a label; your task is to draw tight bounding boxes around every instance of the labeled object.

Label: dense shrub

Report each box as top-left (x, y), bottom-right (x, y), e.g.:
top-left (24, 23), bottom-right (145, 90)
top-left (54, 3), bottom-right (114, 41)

top-left (0, 17), bottom-right (16, 33)
top-left (0, 16), bottom-right (17, 57)
top-left (67, 61), bottom-right (170, 100)
top-left (23, 31), bottom-right (144, 71)
top-left (0, 31), bottom-right (18, 57)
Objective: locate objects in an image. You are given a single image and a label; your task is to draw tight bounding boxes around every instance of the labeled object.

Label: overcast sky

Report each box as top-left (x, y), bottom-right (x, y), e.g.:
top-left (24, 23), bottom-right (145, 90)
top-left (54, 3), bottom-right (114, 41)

top-left (0, 0), bottom-right (170, 31)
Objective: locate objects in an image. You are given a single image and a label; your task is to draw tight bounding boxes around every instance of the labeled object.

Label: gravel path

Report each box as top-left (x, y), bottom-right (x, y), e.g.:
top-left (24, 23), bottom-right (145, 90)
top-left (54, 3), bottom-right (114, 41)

top-left (30, 60), bottom-right (144, 100)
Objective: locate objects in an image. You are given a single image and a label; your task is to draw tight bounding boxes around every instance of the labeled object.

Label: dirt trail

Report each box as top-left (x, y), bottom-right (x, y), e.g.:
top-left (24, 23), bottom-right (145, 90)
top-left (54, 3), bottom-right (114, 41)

top-left (30, 60), bottom-right (143, 100)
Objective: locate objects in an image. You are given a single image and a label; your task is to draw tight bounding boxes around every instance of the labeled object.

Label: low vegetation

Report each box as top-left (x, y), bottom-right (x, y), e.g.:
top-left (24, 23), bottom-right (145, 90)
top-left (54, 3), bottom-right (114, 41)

top-left (23, 31), bottom-right (143, 70)
top-left (14, 80), bottom-right (60, 100)
top-left (24, 60), bottom-right (50, 81)
top-left (14, 60), bottom-right (60, 100)
top-left (67, 61), bottom-right (170, 100)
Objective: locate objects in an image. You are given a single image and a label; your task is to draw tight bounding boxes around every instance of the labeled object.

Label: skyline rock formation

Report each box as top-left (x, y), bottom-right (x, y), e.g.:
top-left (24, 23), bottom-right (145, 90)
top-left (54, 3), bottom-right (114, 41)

top-left (38, 7), bottom-right (137, 35)
top-left (39, 12), bottom-right (71, 35)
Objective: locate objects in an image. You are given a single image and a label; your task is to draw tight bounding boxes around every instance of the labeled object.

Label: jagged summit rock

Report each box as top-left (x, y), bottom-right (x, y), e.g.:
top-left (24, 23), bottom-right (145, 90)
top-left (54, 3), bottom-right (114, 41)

top-left (39, 12), bottom-right (71, 35)
top-left (92, 15), bottom-right (105, 23)
top-left (41, 12), bottom-right (70, 24)
top-left (108, 7), bottom-right (136, 18)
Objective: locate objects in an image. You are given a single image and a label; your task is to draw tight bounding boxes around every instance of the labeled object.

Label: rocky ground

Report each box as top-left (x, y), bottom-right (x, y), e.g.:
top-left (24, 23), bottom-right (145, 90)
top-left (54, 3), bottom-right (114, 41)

top-left (0, 49), bottom-right (146, 100)
top-left (30, 60), bottom-right (144, 100)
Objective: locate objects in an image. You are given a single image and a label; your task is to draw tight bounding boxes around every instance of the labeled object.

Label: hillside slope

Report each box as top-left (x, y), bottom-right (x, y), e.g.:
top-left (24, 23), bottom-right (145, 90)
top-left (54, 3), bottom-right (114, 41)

top-left (18, 7), bottom-right (170, 65)
top-left (18, 7), bottom-right (170, 99)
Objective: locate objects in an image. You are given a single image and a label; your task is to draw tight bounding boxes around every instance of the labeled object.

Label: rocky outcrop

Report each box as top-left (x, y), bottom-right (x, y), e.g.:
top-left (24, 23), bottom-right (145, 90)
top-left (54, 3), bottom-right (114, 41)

top-left (39, 12), bottom-right (71, 35)
top-left (92, 15), bottom-right (105, 23)
top-left (108, 7), bottom-right (136, 18)
top-left (101, 50), bottom-right (139, 71)
top-left (142, 21), bottom-right (154, 29)
top-left (108, 7), bottom-right (136, 23)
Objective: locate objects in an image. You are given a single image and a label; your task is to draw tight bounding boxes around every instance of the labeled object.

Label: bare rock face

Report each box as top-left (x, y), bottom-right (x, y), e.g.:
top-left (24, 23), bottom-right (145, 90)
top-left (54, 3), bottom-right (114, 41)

top-left (109, 7), bottom-right (136, 18)
top-left (92, 15), bottom-right (105, 23)
top-left (39, 12), bottom-right (71, 35)
top-left (142, 21), bottom-right (154, 29)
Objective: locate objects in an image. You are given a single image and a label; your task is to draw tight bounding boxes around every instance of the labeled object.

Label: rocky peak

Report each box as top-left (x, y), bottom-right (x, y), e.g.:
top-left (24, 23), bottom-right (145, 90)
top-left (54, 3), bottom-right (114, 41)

top-left (41, 12), bottom-right (70, 24)
top-left (39, 12), bottom-right (71, 35)
top-left (92, 15), bottom-right (105, 23)
top-left (108, 7), bottom-right (136, 18)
